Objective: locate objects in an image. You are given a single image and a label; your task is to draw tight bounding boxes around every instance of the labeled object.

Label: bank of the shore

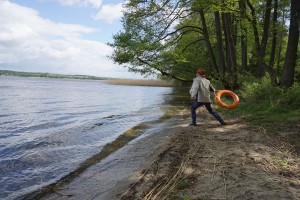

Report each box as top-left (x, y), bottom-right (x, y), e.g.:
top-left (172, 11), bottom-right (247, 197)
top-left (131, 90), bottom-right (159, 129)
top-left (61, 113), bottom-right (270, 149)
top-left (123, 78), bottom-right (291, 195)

top-left (25, 107), bottom-right (190, 200)
top-left (26, 107), bottom-right (299, 200)
top-left (116, 108), bottom-right (300, 200)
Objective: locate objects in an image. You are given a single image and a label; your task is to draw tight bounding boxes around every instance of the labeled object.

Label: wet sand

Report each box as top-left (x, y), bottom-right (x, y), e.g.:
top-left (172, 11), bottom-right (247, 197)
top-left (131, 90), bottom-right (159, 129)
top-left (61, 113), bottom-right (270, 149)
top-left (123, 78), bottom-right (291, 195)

top-left (28, 108), bottom-right (189, 200)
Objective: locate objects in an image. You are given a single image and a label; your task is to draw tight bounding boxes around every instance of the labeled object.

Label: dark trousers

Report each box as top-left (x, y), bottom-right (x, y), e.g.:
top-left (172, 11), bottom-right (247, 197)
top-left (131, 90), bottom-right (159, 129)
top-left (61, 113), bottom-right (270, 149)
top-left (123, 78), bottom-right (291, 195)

top-left (191, 101), bottom-right (224, 124)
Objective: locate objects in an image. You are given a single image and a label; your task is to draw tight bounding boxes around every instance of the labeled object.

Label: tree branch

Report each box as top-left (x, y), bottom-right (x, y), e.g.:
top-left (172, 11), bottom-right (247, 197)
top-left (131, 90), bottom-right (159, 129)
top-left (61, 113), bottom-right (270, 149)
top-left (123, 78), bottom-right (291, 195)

top-left (137, 57), bottom-right (190, 82)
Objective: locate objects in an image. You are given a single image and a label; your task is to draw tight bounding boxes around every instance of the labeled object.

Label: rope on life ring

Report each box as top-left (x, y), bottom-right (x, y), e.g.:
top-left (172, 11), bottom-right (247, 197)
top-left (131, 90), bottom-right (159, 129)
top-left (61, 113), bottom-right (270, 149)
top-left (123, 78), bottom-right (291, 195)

top-left (215, 90), bottom-right (239, 109)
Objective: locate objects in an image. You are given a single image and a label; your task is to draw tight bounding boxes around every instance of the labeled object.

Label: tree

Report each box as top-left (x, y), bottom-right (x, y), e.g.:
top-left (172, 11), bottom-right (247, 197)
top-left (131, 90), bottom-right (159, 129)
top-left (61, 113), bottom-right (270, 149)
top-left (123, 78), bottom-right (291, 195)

top-left (214, 11), bottom-right (226, 75)
top-left (199, 9), bottom-right (219, 75)
top-left (239, 0), bottom-right (248, 73)
top-left (269, 0), bottom-right (279, 69)
top-left (222, 12), bottom-right (238, 89)
top-left (280, 0), bottom-right (300, 87)
top-left (109, 0), bottom-right (298, 88)
top-left (109, 0), bottom-right (195, 82)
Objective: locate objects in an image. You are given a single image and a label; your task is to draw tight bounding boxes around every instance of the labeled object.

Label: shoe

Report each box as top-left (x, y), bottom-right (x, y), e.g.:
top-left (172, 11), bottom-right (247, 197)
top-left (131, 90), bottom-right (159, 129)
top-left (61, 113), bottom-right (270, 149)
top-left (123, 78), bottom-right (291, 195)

top-left (189, 122), bottom-right (197, 126)
top-left (221, 122), bottom-right (228, 125)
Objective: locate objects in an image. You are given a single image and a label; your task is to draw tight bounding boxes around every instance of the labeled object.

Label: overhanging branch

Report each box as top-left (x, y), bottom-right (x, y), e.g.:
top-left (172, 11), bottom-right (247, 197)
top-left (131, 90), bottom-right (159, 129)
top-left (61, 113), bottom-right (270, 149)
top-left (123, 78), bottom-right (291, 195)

top-left (137, 57), bottom-right (190, 82)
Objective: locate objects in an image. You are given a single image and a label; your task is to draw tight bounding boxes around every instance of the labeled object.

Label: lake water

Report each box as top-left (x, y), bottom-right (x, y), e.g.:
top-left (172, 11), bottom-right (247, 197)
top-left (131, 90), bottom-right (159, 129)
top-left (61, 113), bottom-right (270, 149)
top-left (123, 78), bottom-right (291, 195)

top-left (0, 76), bottom-right (174, 199)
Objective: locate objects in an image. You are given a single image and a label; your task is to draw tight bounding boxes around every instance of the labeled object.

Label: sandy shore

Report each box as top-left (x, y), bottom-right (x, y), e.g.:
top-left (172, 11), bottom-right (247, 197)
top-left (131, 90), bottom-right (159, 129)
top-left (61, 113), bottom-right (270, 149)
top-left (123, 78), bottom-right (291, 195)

top-left (114, 108), bottom-right (300, 200)
top-left (32, 107), bottom-right (299, 200)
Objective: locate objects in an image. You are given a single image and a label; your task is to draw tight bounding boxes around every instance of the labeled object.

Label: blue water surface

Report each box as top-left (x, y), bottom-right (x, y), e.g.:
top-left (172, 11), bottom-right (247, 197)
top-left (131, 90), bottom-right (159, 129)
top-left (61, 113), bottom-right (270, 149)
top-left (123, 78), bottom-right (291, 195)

top-left (0, 76), bottom-right (173, 199)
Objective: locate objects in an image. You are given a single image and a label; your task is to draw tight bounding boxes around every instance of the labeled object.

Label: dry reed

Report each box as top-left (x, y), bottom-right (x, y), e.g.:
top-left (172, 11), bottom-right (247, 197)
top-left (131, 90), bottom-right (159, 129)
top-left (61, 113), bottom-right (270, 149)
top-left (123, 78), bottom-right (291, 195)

top-left (105, 79), bottom-right (174, 87)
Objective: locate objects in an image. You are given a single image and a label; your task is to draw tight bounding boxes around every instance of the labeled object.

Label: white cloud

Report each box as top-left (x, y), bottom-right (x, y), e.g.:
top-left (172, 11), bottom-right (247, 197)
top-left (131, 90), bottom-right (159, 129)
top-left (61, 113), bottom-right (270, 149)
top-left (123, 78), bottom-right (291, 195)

top-left (41, 0), bottom-right (124, 24)
top-left (94, 3), bottom-right (124, 23)
top-left (0, 1), bottom-right (140, 78)
top-left (41, 0), bottom-right (102, 8)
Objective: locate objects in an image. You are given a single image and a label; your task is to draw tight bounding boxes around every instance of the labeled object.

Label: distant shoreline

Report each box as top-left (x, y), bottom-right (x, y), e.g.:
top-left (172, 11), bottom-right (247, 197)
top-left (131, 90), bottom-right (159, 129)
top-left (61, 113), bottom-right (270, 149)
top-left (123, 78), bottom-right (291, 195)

top-left (0, 70), bottom-right (175, 87)
top-left (0, 69), bottom-right (109, 80)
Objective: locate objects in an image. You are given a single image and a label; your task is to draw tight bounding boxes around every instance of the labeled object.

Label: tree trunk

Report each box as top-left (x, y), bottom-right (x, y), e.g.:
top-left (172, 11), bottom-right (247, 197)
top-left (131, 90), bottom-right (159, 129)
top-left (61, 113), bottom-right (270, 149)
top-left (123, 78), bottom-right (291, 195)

top-left (257, 0), bottom-right (272, 78)
top-left (269, 0), bottom-right (278, 68)
top-left (276, 14), bottom-right (285, 76)
top-left (223, 13), bottom-right (238, 89)
top-left (214, 11), bottom-right (226, 76)
top-left (260, 0), bottom-right (278, 85)
top-left (199, 10), bottom-right (219, 75)
top-left (280, 0), bottom-right (300, 87)
top-left (239, 0), bottom-right (248, 73)
top-left (246, 0), bottom-right (264, 77)
top-left (222, 13), bottom-right (231, 75)
top-left (260, 0), bottom-right (272, 58)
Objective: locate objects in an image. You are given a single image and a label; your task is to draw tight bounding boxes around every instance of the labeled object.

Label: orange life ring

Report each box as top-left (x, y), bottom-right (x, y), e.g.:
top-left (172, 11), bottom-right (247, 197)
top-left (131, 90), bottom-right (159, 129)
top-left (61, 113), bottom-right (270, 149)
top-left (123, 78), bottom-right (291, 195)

top-left (215, 90), bottom-right (239, 109)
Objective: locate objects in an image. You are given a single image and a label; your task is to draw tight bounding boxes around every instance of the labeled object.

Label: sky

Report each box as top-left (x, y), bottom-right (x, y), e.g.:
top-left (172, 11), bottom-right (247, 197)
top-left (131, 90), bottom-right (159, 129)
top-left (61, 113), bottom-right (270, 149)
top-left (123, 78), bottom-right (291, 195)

top-left (0, 0), bottom-right (144, 79)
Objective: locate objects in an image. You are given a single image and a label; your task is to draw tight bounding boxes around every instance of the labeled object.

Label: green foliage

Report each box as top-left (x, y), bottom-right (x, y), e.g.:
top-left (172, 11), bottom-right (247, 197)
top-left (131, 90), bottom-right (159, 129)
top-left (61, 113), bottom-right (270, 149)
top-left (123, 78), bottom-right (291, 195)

top-left (110, 0), bottom-right (297, 87)
top-left (218, 75), bottom-right (300, 133)
top-left (240, 76), bottom-right (300, 109)
top-left (175, 180), bottom-right (189, 190)
top-left (270, 156), bottom-right (289, 169)
top-left (281, 83), bottom-right (300, 108)
top-left (240, 76), bottom-right (283, 105)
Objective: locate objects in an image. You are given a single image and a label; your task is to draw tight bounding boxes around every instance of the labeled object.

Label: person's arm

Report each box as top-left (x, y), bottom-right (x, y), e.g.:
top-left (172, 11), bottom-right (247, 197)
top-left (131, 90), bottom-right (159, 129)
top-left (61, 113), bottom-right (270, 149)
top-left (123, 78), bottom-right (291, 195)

top-left (189, 78), bottom-right (199, 100)
top-left (209, 84), bottom-right (215, 92)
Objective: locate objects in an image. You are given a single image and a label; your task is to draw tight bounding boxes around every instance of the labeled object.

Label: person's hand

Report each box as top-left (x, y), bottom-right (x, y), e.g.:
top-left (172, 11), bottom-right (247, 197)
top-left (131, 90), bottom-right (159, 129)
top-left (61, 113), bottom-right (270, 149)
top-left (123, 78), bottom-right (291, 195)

top-left (190, 96), bottom-right (196, 100)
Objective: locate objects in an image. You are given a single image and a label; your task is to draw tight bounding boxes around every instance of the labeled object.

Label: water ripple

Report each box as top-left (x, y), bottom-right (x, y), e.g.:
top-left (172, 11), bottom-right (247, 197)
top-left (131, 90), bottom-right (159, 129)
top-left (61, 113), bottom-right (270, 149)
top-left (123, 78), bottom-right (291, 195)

top-left (0, 76), bottom-right (173, 199)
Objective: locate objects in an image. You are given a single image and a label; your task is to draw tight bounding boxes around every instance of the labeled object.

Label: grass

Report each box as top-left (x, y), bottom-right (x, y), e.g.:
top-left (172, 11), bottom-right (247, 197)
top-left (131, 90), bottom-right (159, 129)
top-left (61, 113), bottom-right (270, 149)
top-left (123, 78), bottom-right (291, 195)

top-left (175, 180), bottom-right (189, 190)
top-left (270, 156), bottom-right (289, 169)
top-left (217, 100), bottom-right (300, 133)
top-left (215, 79), bottom-right (300, 152)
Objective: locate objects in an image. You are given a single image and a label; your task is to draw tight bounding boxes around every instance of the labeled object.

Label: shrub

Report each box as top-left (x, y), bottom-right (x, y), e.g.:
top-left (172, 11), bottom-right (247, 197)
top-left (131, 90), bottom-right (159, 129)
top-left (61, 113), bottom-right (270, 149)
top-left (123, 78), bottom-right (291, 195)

top-left (281, 83), bottom-right (300, 108)
top-left (240, 76), bottom-right (283, 105)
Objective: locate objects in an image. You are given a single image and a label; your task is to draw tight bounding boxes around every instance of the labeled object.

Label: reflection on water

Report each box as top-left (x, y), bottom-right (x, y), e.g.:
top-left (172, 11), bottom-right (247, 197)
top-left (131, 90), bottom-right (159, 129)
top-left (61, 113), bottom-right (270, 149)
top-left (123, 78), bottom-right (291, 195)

top-left (0, 76), bottom-right (173, 199)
